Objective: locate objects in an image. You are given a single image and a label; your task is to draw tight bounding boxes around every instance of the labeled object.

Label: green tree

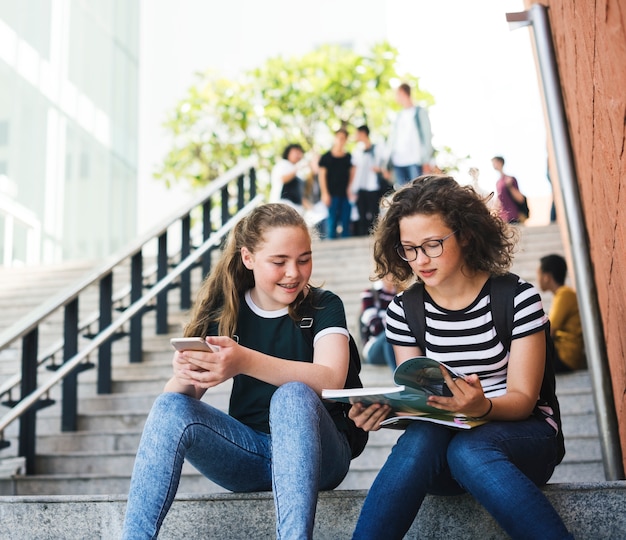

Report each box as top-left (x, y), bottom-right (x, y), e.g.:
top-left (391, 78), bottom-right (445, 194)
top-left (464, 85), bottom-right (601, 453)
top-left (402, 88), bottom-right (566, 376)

top-left (154, 41), bottom-right (437, 190)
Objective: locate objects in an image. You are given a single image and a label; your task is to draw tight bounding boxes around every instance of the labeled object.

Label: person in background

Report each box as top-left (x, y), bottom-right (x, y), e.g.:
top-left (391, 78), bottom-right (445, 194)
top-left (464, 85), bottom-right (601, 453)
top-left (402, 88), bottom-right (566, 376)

top-left (318, 128), bottom-right (355, 239)
top-left (359, 274), bottom-right (397, 371)
top-left (351, 125), bottom-right (391, 237)
top-left (270, 143), bottom-right (309, 214)
top-left (537, 254), bottom-right (585, 372)
top-left (387, 82), bottom-right (434, 186)
top-left (122, 203), bottom-right (353, 540)
top-left (492, 156), bottom-right (525, 224)
top-left (349, 175), bottom-right (572, 540)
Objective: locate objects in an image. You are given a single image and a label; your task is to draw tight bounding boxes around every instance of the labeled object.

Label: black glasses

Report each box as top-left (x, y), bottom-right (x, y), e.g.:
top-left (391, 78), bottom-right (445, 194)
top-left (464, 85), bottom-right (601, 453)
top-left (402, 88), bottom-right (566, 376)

top-left (395, 231), bottom-right (457, 262)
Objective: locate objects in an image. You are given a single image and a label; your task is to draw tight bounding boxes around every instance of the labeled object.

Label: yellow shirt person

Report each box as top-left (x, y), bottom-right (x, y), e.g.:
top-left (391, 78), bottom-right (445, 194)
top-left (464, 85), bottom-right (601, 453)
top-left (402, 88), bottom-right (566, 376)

top-left (549, 285), bottom-right (585, 370)
top-left (537, 254), bottom-right (585, 372)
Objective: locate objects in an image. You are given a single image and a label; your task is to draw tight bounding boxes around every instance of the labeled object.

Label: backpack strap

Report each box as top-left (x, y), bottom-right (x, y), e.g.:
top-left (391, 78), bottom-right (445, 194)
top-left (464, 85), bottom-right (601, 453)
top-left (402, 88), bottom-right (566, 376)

top-left (402, 275), bottom-right (518, 353)
top-left (400, 282), bottom-right (427, 352)
top-left (414, 108), bottom-right (426, 149)
top-left (488, 273), bottom-right (519, 351)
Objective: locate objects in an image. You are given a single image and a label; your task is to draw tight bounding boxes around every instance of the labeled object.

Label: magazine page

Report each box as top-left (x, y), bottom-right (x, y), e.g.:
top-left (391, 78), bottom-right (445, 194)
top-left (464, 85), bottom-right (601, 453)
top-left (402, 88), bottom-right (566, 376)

top-left (393, 356), bottom-right (463, 396)
top-left (322, 385), bottom-right (445, 415)
top-left (321, 357), bottom-right (487, 425)
top-left (380, 413), bottom-right (487, 430)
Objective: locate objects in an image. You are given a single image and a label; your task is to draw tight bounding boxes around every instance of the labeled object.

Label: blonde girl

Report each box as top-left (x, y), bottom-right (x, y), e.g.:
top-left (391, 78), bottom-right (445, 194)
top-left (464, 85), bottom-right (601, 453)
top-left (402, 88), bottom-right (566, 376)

top-left (123, 203), bottom-right (353, 539)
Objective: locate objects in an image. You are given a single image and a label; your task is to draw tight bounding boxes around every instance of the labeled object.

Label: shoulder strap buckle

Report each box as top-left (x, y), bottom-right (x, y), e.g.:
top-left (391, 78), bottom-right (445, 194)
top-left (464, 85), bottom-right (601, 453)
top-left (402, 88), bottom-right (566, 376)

top-left (300, 317), bottom-right (314, 329)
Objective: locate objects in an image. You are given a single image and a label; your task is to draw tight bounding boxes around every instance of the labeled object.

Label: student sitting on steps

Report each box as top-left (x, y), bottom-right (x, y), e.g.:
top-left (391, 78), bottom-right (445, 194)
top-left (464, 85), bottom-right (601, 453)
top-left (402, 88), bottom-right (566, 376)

top-left (349, 175), bottom-right (573, 540)
top-left (537, 253), bottom-right (585, 372)
top-left (122, 203), bottom-right (354, 540)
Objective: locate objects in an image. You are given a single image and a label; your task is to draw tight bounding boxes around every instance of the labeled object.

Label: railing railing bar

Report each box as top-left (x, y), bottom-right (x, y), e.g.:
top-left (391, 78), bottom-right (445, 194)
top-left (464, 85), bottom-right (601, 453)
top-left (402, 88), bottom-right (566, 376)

top-left (0, 157), bottom-right (258, 351)
top-left (0, 216), bottom-right (222, 399)
top-left (97, 272), bottom-right (113, 395)
top-left (0, 195), bottom-right (263, 436)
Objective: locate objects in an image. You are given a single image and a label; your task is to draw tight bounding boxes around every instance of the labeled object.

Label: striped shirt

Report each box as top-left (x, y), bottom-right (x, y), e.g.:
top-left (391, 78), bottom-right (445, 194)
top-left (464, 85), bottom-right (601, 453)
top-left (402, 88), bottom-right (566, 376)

top-left (386, 277), bottom-right (549, 397)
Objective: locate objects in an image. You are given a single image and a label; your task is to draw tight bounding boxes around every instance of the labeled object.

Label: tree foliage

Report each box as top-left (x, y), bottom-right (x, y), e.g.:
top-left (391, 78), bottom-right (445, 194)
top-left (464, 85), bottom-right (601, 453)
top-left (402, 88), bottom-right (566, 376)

top-left (154, 41), bottom-right (437, 190)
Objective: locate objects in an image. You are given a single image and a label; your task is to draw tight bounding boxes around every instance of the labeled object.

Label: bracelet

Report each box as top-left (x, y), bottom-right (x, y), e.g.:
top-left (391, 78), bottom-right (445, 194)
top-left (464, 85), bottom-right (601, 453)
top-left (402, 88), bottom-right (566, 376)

top-left (471, 398), bottom-right (493, 420)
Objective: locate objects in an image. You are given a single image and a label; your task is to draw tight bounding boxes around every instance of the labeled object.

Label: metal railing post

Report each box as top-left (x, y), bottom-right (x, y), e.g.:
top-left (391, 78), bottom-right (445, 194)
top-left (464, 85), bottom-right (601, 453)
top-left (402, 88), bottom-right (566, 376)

top-left (180, 214), bottom-right (192, 310)
top-left (19, 328), bottom-right (39, 474)
top-left (237, 173), bottom-right (245, 210)
top-left (130, 251), bottom-right (144, 363)
top-left (61, 299), bottom-right (79, 432)
top-left (249, 168), bottom-right (257, 200)
top-left (156, 232), bottom-right (169, 334)
top-left (98, 272), bottom-right (113, 394)
top-left (202, 198), bottom-right (213, 278)
top-left (221, 186), bottom-right (229, 226)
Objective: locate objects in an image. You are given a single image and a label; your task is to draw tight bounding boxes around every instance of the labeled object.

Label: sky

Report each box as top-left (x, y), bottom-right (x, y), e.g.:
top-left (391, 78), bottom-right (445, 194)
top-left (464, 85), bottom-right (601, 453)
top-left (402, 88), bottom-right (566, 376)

top-left (137, 0), bottom-right (551, 232)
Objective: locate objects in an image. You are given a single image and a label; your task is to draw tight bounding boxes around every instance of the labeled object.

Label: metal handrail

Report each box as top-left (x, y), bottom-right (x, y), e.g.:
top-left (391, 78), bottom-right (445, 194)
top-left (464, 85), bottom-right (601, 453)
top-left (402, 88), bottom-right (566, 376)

top-left (0, 157), bottom-right (257, 401)
top-left (506, 5), bottom-right (623, 480)
top-left (0, 198), bottom-right (262, 435)
top-left (0, 157), bottom-right (261, 472)
top-left (0, 261), bottom-right (152, 400)
top-left (0, 156), bottom-right (258, 350)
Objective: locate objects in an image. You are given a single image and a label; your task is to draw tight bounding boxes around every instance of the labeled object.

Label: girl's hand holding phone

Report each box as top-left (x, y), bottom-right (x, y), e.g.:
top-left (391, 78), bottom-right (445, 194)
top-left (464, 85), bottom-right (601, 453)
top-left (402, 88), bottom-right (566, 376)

top-left (172, 336), bottom-right (241, 389)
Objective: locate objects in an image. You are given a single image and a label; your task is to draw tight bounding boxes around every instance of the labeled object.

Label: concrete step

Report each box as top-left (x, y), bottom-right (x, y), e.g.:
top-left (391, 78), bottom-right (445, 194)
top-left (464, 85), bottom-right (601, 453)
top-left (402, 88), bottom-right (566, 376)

top-left (0, 483), bottom-right (624, 539)
top-left (0, 469), bottom-right (226, 497)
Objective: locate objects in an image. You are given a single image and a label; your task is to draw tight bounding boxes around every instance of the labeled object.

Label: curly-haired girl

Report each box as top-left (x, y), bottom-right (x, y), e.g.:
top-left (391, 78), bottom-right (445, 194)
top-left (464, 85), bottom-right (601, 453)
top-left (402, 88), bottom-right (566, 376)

top-left (350, 175), bottom-right (572, 539)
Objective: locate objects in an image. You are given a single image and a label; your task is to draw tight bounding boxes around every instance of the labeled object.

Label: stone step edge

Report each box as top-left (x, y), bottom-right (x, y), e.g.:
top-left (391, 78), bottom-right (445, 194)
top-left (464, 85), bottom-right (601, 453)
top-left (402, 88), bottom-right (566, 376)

top-left (3, 482), bottom-right (620, 503)
top-left (0, 483), bottom-right (624, 540)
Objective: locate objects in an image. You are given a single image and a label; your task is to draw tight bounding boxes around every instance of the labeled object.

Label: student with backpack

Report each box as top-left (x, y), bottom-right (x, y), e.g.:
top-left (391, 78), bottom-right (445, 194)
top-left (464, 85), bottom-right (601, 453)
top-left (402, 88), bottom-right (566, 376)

top-left (122, 203), bottom-right (363, 540)
top-left (349, 176), bottom-right (573, 539)
top-left (359, 274), bottom-right (397, 371)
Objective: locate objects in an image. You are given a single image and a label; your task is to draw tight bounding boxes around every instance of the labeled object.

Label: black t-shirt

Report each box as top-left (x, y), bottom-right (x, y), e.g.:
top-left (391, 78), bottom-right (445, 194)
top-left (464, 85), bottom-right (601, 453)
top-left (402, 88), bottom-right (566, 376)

top-left (281, 176), bottom-right (303, 205)
top-left (224, 289), bottom-right (349, 433)
top-left (319, 151), bottom-right (353, 196)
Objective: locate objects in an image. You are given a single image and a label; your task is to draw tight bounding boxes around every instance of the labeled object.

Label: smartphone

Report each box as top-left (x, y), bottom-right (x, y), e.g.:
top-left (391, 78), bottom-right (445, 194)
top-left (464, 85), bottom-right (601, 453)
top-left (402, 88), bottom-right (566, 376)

top-left (170, 337), bottom-right (217, 353)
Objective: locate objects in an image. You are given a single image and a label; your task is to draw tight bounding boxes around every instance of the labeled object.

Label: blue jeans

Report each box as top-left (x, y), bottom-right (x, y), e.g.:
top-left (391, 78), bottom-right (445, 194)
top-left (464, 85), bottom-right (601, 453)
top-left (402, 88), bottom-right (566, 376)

top-left (393, 164), bottom-right (422, 186)
top-left (352, 418), bottom-right (573, 540)
top-left (365, 332), bottom-right (396, 372)
top-left (122, 382), bottom-right (351, 540)
top-left (327, 196), bottom-right (351, 239)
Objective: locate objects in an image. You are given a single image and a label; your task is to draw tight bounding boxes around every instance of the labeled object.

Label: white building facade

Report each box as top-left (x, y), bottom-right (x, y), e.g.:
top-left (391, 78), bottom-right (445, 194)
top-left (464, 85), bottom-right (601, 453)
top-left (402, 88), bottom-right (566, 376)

top-left (0, 0), bottom-right (139, 265)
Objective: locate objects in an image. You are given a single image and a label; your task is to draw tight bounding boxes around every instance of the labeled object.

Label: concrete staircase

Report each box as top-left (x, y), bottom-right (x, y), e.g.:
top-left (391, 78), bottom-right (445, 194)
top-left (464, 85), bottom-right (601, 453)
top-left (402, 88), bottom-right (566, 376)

top-left (0, 224), bottom-right (623, 539)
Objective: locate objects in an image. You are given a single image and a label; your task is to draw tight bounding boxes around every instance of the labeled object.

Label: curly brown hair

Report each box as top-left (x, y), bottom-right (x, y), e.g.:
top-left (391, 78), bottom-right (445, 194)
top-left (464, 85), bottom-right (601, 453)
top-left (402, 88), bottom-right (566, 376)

top-left (372, 175), bottom-right (518, 286)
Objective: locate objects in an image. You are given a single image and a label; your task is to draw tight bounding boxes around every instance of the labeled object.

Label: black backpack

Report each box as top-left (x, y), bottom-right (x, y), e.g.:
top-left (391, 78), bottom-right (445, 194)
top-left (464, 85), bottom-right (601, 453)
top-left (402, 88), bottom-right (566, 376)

top-left (298, 296), bottom-right (369, 459)
top-left (402, 273), bottom-right (565, 464)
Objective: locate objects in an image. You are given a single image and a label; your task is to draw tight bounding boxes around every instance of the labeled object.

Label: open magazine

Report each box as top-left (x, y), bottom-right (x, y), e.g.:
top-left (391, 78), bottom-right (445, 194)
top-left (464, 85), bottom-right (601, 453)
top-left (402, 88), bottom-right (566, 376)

top-left (322, 356), bottom-right (488, 430)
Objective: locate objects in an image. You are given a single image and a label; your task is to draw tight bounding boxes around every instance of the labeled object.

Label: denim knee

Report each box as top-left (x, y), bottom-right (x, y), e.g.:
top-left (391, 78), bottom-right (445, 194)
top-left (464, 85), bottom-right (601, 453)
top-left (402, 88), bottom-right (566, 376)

top-left (150, 392), bottom-right (195, 421)
top-left (144, 392), bottom-right (205, 441)
top-left (446, 431), bottom-right (489, 472)
top-left (270, 382), bottom-right (318, 417)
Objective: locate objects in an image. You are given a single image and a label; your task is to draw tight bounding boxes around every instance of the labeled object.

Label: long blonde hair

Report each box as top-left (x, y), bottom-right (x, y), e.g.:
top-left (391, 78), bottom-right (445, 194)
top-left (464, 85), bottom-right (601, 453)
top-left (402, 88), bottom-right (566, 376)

top-left (184, 203), bottom-right (312, 338)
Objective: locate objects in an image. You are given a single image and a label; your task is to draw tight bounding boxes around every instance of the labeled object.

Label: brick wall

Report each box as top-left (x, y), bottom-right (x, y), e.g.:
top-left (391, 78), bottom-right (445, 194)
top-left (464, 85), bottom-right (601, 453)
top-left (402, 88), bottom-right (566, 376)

top-left (524, 0), bottom-right (626, 470)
